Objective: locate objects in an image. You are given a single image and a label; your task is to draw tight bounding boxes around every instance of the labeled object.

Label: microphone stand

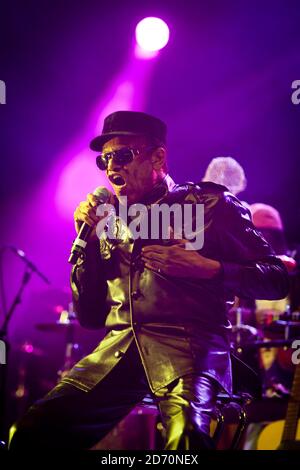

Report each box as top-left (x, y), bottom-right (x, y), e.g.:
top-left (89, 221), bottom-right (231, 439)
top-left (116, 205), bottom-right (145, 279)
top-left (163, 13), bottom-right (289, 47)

top-left (0, 247), bottom-right (50, 444)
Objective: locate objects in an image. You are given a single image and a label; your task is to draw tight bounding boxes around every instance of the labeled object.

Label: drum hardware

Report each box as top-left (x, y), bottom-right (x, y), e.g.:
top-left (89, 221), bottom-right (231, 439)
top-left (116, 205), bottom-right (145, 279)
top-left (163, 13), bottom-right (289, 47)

top-left (230, 324), bottom-right (259, 351)
top-left (35, 304), bottom-right (80, 334)
top-left (0, 246), bottom-right (50, 441)
top-left (35, 304), bottom-right (81, 380)
top-left (228, 307), bottom-right (259, 353)
top-left (11, 342), bottom-right (46, 419)
top-left (228, 307), bottom-right (254, 327)
top-left (243, 337), bottom-right (300, 349)
top-left (263, 319), bottom-right (300, 341)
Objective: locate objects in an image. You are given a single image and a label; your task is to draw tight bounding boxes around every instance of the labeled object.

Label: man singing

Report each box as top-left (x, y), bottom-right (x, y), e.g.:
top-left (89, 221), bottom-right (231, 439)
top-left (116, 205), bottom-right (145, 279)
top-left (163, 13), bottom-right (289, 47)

top-left (10, 111), bottom-right (289, 450)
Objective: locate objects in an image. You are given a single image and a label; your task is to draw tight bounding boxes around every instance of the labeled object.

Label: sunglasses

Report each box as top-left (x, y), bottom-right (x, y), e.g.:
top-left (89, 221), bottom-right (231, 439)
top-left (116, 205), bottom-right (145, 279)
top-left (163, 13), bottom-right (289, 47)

top-left (96, 146), bottom-right (155, 171)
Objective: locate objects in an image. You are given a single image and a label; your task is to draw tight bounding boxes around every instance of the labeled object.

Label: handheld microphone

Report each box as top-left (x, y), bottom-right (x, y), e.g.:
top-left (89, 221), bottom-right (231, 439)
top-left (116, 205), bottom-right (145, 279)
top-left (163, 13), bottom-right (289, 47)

top-left (68, 186), bottom-right (111, 265)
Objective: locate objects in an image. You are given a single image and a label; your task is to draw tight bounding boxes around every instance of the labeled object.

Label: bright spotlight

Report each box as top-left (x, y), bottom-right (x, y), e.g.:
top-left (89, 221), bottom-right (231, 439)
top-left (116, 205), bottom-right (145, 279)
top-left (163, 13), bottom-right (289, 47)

top-left (135, 17), bottom-right (170, 53)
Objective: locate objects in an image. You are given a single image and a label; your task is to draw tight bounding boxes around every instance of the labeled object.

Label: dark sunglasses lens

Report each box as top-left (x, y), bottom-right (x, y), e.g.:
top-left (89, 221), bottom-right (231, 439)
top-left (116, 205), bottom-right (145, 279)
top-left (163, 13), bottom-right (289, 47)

top-left (96, 155), bottom-right (107, 170)
top-left (96, 149), bottom-right (134, 170)
top-left (114, 148), bottom-right (133, 165)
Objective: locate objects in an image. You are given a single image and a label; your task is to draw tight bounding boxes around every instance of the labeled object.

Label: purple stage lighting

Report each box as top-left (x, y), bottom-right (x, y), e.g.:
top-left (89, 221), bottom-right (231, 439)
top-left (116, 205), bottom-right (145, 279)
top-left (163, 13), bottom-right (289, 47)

top-left (135, 17), bottom-right (170, 53)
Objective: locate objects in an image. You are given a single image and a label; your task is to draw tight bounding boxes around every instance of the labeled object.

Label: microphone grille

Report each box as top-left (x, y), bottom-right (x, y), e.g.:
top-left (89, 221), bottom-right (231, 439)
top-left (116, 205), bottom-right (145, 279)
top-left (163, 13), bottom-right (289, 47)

top-left (92, 186), bottom-right (111, 202)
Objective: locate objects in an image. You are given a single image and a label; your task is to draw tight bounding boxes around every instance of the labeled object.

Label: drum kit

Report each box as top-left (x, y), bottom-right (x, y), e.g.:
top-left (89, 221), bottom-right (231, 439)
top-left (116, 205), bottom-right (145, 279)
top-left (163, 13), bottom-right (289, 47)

top-left (229, 305), bottom-right (300, 346)
top-left (16, 302), bottom-right (300, 386)
top-left (12, 303), bottom-right (83, 416)
top-left (9, 295), bottom-right (300, 423)
top-left (228, 303), bottom-right (300, 396)
top-left (35, 306), bottom-right (82, 379)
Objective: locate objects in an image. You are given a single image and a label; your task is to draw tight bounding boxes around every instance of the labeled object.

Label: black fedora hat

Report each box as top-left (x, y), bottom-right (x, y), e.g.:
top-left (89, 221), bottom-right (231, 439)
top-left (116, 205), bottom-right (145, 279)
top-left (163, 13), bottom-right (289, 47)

top-left (90, 110), bottom-right (167, 151)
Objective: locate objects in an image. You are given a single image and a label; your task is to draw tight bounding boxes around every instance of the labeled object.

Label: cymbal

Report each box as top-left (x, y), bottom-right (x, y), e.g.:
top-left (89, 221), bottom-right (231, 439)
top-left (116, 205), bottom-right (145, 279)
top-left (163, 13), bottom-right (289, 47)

top-left (35, 320), bottom-right (80, 333)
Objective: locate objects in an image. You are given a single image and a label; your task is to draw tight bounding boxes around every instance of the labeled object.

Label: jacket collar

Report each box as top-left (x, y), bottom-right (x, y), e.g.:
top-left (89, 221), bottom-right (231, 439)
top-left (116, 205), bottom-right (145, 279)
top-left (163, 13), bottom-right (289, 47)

top-left (140, 174), bottom-right (176, 206)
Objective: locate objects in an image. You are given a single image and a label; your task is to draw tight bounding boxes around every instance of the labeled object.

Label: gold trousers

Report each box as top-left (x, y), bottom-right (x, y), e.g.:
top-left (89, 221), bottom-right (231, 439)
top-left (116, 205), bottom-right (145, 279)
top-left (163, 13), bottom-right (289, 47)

top-left (10, 343), bottom-right (217, 450)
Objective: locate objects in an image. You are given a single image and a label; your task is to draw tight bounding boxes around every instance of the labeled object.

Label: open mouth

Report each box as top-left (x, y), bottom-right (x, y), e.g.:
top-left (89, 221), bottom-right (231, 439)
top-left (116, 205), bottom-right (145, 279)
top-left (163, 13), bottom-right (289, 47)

top-left (109, 174), bottom-right (126, 187)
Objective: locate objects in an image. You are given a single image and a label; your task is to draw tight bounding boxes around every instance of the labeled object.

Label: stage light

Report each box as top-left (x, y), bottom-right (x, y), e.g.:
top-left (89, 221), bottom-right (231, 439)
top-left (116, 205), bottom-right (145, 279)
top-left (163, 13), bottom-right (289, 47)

top-left (135, 17), bottom-right (170, 52)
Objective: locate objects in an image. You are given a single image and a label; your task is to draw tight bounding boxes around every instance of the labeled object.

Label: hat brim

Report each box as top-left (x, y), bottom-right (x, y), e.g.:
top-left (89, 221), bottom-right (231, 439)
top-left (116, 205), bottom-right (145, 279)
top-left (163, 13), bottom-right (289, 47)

top-left (90, 132), bottom-right (146, 152)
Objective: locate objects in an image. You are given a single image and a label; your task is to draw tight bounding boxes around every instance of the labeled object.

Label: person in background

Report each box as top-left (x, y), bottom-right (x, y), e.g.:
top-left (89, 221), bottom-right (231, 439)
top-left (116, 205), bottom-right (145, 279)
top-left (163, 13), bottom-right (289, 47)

top-left (250, 203), bottom-right (297, 396)
top-left (243, 203), bottom-right (297, 450)
top-left (202, 156), bottom-right (247, 197)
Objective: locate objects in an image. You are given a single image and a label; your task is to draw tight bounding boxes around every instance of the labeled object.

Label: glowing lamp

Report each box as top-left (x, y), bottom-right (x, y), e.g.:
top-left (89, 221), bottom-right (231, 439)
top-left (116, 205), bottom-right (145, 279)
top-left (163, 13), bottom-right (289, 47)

top-left (135, 17), bottom-right (170, 52)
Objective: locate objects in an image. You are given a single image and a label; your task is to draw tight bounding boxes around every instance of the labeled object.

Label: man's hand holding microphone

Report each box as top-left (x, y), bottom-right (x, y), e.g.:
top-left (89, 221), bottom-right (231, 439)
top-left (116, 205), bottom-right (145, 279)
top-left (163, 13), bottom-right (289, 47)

top-left (69, 187), bottom-right (115, 264)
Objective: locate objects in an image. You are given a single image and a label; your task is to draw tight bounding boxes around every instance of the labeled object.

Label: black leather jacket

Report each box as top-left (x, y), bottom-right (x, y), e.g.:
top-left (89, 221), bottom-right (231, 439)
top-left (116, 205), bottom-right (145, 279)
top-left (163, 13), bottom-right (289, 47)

top-left (62, 176), bottom-right (289, 394)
